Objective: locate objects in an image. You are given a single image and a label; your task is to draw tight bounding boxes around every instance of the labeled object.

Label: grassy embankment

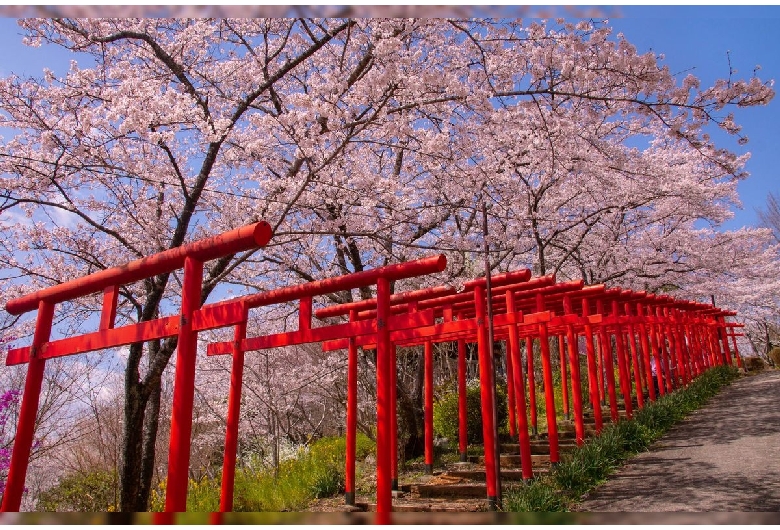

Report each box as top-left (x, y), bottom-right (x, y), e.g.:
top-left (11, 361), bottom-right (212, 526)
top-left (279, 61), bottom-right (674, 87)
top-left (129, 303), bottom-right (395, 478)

top-left (150, 433), bottom-right (375, 512)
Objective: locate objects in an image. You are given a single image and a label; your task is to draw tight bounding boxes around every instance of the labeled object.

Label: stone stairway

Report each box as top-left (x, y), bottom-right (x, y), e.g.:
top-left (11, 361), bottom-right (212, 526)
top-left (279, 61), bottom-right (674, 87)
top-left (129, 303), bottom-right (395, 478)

top-left (353, 431), bottom-right (577, 512)
top-left (341, 401), bottom-right (648, 513)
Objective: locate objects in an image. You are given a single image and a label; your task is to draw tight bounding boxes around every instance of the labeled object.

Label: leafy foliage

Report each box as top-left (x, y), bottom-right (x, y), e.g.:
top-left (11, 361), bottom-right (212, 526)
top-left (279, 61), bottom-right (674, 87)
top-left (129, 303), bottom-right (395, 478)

top-left (433, 379), bottom-right (508, 445)
top-left (36, 470), bottom-right (119, 512)
top-left (150, 433), bottom-right (375, 512)
top-left (744, 357), bottom-right (766, 371)
top-left (0, 389), bottom-right (19, 497)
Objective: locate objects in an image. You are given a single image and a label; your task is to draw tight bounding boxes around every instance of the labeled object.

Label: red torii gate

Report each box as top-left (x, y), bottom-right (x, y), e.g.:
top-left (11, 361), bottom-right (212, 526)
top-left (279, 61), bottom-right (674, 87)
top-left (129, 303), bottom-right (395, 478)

top-left (1, 222), bottom-right (273, 512)
top-left (2, 226), bottom-right (744, 516)
top-left (321, 274), bottom-right (608, 505)
top-left (203, 254), bottom-right (448, 515)
top-left (472, 280), bottom-right (608, 447)
top-left (724, 322), bottom-right (745, 369)
top-left (334, 280), bottom-right (591, 495)
top-left (319, 269), bottom-right (744, 511)
top-left (2, 223), bottom-right (448, 516)
top-left (316, 269), bottom-right (537, 509)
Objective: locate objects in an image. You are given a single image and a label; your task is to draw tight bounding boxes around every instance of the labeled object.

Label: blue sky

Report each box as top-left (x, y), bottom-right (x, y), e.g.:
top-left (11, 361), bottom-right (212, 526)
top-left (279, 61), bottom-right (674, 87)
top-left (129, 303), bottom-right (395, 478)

top-left (609, 5), bottom-right (780, 231)
top-left (0, 7), bottom-right (777, 231)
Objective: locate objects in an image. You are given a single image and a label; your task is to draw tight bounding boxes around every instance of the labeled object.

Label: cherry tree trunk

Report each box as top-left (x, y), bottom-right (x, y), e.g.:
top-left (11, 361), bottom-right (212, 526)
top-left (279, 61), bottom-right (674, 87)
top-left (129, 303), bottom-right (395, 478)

top-left (120, 376), bottom-right (150, 511)
top-left (397, 354), bottom-right (425, 462)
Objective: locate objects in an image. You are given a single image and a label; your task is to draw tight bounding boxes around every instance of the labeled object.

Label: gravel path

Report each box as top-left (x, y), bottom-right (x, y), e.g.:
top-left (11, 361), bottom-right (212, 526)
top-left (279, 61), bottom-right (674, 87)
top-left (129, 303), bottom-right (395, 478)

top-left (576, 370), bottom-right (780, 515)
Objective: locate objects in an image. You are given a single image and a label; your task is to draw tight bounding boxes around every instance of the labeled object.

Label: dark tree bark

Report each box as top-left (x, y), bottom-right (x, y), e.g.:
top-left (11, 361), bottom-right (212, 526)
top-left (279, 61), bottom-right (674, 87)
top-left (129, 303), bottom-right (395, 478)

top-left (120, 367), bottom-right (148, 511)
top-left (138, 373), bottom-right (163, 509)
top-left (397, 351), bottom-right (425, 462)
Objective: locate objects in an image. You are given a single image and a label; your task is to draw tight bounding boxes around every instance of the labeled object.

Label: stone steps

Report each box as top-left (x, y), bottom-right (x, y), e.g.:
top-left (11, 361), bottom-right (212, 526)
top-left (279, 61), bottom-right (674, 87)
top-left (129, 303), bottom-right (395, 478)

top-left (498, 440), bottom-right (579, 455)
top-left (359, 498), bottom-right (489, 513)
top-left (402, 482), bottom-right (491, 498)
top-left (468, 453), bottom-right (552, 467)
top-left (443, 467), bottom-right (549, 482)
top-left (344, 414), bottom-right (618, 512)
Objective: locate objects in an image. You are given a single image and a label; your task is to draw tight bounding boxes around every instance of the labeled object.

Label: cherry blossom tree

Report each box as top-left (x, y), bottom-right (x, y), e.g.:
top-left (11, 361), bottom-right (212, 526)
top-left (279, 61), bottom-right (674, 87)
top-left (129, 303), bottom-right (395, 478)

top-left (746, 192), bottom-right (780, 354)
top-left (0, 349), bottom-right (114, 508)
top-left (757, 191), bottom-right (780, 243)
top-left (0, 389), bottom-right (19, 497)
top-left (0, 17), bottom-right (774, 510)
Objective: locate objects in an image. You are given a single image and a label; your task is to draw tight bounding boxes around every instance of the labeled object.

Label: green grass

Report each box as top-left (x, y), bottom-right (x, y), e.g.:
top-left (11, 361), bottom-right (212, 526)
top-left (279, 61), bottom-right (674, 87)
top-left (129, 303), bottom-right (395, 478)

top-left (503, 365), bottom-right (740, 512)
top-left (150, 433), bottom-right (375, 512)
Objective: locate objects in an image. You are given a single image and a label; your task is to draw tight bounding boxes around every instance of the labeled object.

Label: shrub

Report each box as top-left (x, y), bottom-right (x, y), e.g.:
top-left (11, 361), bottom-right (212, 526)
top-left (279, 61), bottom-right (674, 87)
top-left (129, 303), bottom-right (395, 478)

top-left (768, 347), bottom-right (780, 368)
top-left (185, 475), bottom-right (221, 512)
top-left (743, 356), bottom-right (766, 371)
top-left (148, 433), bottom-right (375, 512)
top-left (504, 479), bottom-right (565, 512)
top-left (433, 379), bottom-right (508, 445)
top-left (37, 470), bottom-right (119, 512)
top-left (231, 433), bottom-right (375, 512)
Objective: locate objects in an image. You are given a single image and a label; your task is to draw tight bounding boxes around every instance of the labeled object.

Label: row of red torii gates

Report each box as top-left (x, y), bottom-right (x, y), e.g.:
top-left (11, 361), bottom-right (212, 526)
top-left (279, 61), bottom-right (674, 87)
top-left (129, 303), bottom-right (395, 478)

top-left (0, 222), bottom-right (743, 515)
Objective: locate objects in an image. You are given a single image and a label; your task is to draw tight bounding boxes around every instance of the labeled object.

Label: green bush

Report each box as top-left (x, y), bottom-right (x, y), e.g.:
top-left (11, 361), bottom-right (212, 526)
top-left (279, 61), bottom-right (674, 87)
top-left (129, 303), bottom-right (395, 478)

top-left (433, 379), bottom-right (508, 445)
top-left (504, 479), bottom-right (565, 512)
top-left (37, 470), bottom-right (119, 512)
top-left (230, 433), bottom-right (375, 512)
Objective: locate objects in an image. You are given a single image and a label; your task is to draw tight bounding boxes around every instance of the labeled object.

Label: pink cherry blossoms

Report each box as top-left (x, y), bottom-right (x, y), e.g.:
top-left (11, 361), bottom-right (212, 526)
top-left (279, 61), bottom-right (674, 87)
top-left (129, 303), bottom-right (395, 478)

top-left (0, 17), bottom-right (776, 510)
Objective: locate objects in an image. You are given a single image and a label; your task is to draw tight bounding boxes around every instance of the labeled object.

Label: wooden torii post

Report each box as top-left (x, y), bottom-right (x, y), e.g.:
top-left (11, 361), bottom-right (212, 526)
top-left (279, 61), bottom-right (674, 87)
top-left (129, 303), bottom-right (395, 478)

top-left (204, 255), bottom-right (448, 516)
top-left (319, 269), bottom-right (537, 510)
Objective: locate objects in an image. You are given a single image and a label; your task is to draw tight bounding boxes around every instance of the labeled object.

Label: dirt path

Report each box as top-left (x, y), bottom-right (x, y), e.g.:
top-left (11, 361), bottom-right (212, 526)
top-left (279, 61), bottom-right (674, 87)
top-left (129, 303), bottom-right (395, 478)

top-left (576, 370), bottom-right (780, 514)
